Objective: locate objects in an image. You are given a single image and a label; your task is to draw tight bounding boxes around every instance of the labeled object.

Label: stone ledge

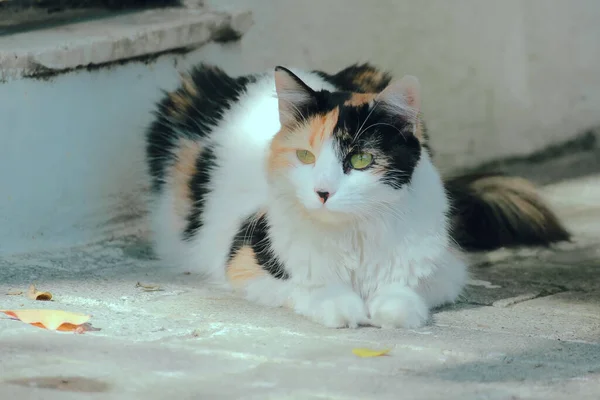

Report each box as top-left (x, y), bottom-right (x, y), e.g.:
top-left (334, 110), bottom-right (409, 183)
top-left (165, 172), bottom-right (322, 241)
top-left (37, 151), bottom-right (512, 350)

top-left (0, 5), bottom-right (253, 81)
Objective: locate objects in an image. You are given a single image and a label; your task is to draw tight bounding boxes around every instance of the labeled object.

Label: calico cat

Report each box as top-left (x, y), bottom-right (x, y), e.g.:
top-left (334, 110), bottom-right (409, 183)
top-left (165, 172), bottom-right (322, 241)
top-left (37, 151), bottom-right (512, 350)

top-left (145, 63), bottom-right (569, 329)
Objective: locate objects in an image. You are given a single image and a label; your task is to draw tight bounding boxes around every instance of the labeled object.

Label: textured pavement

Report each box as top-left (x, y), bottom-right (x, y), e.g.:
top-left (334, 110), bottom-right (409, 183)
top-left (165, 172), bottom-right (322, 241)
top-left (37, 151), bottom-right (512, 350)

top-left (1, 175), bottom-right (599, 399)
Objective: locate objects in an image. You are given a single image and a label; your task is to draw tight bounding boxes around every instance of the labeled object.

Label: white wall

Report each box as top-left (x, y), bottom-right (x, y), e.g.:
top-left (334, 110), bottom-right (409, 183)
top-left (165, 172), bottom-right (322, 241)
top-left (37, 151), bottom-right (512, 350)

top-left (198, 0), bottom-right (600, 170)
top-left (0, 55), bottom-right (192, 254)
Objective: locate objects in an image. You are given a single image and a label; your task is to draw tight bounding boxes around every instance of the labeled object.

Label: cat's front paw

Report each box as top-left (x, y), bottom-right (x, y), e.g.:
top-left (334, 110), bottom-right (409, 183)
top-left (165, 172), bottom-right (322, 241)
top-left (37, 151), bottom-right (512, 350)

top-left (368, 284), bottom-right (429, 329)
top-left (297, 285), bottom-right (369, 329)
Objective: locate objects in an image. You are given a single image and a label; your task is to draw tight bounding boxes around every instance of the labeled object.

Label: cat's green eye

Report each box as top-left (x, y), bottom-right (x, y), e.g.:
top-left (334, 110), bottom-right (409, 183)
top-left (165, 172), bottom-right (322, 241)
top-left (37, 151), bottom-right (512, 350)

top-left (296, 149), bottom-right (316, 164)
top-left (349, 152), bottom-right (374, 170)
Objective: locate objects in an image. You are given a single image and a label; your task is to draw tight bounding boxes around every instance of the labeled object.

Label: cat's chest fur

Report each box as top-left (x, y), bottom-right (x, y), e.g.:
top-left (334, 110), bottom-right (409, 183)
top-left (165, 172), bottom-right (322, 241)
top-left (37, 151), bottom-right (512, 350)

top-left (268, 210), bottom-right (445, 299)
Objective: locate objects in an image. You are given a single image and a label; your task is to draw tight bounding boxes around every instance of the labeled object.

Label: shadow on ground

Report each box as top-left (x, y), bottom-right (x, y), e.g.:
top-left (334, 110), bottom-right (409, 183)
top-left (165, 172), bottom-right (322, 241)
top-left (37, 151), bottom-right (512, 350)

top-left (430, 340), bottom-right (600, 383)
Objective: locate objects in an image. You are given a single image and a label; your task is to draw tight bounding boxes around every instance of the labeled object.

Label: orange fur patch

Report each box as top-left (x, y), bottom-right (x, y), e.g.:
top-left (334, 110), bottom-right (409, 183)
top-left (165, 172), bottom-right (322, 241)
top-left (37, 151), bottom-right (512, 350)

top-left (167, 74), bottom-right (198, 118)
top-left (181, 74), bottom-right (198, 97)
top-left (308, 107), bottom-right (339, 147)
top-left (255, 210), bottom-right (267, 220)
top-left (353, 69), bottom-right (388, 93)
top-left (168, 92), bottom-right (193, 118)
top-left (170, 139), bottom-right (202, 220)
top-left (344, 93), bottom-right (377, 107)
top-left (268, 107), bottom-right (340, 174)
top-left (227, 246), bottom-right (266, 288)
top-left (414, 119), bottom-right (425, 142)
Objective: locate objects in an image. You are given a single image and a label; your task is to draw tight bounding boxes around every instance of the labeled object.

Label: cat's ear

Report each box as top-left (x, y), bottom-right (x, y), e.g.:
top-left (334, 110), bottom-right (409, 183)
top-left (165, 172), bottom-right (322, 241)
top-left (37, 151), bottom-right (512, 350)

top-left (274, 66), bottom-right (316, 127)
top-left (377, 75), bottom-right (421, 127)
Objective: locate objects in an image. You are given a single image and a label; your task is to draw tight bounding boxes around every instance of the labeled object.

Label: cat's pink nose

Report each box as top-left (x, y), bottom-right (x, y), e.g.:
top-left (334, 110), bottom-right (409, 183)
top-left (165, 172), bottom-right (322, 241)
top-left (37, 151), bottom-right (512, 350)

top-left (315, 190), bottom-right (335, 204)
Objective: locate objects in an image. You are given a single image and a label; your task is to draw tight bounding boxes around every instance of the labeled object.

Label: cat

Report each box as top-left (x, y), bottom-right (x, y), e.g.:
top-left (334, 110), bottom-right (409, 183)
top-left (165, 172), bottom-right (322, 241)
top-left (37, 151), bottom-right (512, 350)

top-left (145, 63), bottom-right (569, 329)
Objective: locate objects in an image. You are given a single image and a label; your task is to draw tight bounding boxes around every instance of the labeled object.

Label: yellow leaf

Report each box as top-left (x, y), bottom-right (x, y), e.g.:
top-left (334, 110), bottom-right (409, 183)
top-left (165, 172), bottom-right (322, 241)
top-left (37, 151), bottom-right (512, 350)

top-left (352, 348), bottom-right (391, 358)
top-left (0, 309), bottom-right (91, 331)
top-left (27, 284), bottom-right (52, 301)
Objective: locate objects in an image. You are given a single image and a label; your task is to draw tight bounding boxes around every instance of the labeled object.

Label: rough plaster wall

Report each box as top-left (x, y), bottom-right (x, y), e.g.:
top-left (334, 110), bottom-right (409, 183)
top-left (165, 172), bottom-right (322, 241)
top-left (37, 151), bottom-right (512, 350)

top-left (197, 0), bottom-right (600, 171)
top-left (0, 54), bottom-right (206, 254)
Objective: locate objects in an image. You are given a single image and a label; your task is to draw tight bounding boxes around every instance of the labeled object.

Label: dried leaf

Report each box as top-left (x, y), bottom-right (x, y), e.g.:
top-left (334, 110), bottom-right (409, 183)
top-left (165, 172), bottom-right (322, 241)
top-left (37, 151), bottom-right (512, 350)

top-left (27, 284), bottom-right (52, 301)
top-left (0, 309), bottom-right (91, 331)
top-left (6, 290), bottom-right (23, 296)
top-left (135, 282), bottom-right (162, 292)
top-left (352, 348), bottom-right (391, 358)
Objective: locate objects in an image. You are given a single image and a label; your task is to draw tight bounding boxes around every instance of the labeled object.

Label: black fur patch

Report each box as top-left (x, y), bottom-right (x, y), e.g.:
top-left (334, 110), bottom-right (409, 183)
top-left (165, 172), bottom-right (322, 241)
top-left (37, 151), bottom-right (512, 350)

top-left (314, 63), bottom-right (392, 93)
top-left (229, 214), bottom-right (289, 279)
top-left (183, 145), bottom-right (217, 240)
top-left (333, 102), bottom-right (422, 189)
top-left (145, 64), bottom-right (255, 192)
top-left (315, 63), bottom-right (432, 155)
top-left (446, 172), bottom-right (571, 251)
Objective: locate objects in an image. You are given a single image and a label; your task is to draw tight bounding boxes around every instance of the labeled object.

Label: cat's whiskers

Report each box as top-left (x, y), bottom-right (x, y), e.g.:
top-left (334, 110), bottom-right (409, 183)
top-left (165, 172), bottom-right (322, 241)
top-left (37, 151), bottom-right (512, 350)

top-left (358, 122), bottom-right (406, 141)
top-left (242, 213), bottom-right (262, 244)
top-left (362, 200), bottom-right (405, 222)
top-left (352, 100), bottom-right (382, 143)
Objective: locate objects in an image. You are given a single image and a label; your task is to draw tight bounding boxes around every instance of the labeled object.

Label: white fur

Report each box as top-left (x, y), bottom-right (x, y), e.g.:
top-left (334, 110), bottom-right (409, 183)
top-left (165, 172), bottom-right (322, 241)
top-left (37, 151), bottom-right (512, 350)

top-left (150, 68), bottom-right (468, 329)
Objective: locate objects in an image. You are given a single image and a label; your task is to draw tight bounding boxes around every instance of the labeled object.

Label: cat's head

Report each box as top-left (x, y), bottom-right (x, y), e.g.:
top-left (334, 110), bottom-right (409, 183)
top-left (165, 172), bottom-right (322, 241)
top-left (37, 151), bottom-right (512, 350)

top-left (267, 66), bottom-right (425, 224)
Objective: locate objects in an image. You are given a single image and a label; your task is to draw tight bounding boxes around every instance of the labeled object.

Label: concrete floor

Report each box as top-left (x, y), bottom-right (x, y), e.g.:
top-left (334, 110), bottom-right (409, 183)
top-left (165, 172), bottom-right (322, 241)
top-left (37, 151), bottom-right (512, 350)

top-left (1, 175), bottom-right (599, 399)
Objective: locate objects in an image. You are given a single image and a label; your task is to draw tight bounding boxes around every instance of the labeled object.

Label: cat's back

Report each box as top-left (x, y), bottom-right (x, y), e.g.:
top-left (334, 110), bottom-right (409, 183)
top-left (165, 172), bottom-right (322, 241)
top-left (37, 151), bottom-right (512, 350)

top-left (146, 64), bottom-right (334, 175)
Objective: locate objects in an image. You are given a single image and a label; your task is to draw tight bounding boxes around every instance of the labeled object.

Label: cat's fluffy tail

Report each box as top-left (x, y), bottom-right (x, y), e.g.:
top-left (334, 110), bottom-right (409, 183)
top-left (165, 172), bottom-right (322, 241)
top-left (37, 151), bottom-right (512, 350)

top-left (445, 172), bottom-right (570, 251)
